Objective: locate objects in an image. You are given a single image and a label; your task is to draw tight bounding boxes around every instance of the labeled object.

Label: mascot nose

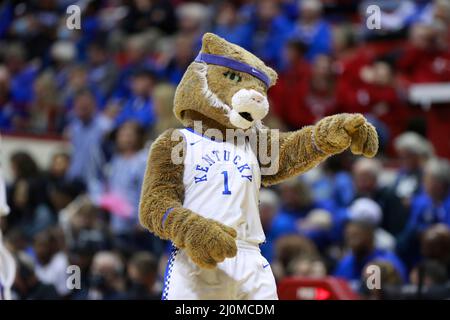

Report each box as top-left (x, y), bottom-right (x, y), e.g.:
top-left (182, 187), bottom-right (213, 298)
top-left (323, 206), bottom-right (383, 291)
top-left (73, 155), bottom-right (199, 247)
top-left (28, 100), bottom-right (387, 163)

top-left (250, 93), bottom-right (264, 104)
top-left (230, 89), bottom-right (269, 129)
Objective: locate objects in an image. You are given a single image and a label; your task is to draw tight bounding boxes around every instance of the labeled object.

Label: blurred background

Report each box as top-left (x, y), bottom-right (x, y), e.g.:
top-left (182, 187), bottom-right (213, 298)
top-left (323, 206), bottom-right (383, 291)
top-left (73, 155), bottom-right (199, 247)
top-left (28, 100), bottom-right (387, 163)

top-left (0, 0), bottom-right (449, 300)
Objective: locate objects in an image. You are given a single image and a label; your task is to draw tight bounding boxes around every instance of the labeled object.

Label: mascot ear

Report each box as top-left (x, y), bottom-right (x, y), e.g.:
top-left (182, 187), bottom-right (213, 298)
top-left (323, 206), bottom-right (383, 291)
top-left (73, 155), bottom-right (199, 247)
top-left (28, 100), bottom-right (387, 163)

top-left (266, 66), bottom-right (278, 87)
top-left (200, 32), bottom-right (279, 87)
top-left (201, 32), bottom-right (229, 55)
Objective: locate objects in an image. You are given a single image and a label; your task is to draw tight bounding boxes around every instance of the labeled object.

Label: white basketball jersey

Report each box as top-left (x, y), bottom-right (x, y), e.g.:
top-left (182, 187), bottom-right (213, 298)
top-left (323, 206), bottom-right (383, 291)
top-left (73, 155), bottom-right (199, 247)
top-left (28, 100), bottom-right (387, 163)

top-left (179, 128), bottom-right (265, 244)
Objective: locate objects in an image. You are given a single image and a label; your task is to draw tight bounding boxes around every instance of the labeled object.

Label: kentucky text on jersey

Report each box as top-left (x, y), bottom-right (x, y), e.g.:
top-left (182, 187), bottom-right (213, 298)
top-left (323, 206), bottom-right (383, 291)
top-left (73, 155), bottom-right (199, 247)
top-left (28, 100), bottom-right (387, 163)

top-left (194, 149), bottom-right (253, 183)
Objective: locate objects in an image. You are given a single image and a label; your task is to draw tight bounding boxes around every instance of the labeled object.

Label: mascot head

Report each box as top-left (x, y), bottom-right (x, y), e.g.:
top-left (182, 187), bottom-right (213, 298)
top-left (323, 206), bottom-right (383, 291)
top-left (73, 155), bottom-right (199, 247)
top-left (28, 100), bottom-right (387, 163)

top-left (174, 33), bottom-right (278, 130)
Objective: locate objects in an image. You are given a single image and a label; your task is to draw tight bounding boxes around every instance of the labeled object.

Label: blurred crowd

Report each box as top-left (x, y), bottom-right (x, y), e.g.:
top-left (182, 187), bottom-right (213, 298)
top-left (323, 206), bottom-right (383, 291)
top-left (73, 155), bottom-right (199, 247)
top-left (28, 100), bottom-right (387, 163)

top-left (0, 0), bottom-right (450, 300)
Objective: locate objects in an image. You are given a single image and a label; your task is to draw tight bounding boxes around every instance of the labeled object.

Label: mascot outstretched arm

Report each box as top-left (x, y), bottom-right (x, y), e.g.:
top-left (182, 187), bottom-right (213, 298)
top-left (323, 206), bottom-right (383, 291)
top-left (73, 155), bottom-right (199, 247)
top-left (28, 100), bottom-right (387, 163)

top-left (139, 33), bottom-right (378, 300)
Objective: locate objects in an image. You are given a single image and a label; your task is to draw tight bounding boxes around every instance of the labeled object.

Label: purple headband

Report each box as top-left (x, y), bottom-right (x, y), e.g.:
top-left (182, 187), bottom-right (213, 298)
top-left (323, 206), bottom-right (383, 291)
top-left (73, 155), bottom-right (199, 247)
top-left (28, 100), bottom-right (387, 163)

top-left (194, 53), bottom-right (271, 87)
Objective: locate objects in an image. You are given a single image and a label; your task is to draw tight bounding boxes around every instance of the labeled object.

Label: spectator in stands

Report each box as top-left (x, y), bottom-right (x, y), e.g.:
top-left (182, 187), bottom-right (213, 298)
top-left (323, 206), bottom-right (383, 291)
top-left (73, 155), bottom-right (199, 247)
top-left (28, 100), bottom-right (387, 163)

top-left (213, 1), bottom-right (253, 50)
top-left (176, 2), bottom-right (209, 50)
top-left (273, 234), bottom-right (320, 281)
top-left (86, 40), bottom-right (118, 104)
top-left (28, 72), bottom-right (62, 134)
top-left (49, 41), bottom-right (76, 91)
top-left (392, 132), bottom-right (434, 204)
top-left (420, 224), bottom-right (450, 275)
top-left (287, 255), bottom-right (327, 278)
top-left (410, 260), bottom-right (449, 288)
top-left (115, 69), bottom-right (157, 129)
top-left (85, 251), bottom-right (126, 300)
top-left (351, 158), bottom-right (382, 198)
top-left (334, 211), bottom-right (407, 283)
top-left (13, 254), bottom-right (61, 300)
top-left (2, 43), bottom-right (38, 107)
top-left (121, 0), bottom-right (176, 35)
top-left (360, 260), bottom-right (403, 300)
top-left (272, 51), bottom-right (339, 130)
top-left (0, 65), bottom-right (25, 131)
top-left (402, 157), bottom-right (450, 235)
top-left (105, 121), bottom-right (148, 249)
top-left (409, 0), bottom-right (450, 29)
top-left (398, 22), bottom-right (450, 85)
top-left (248, 0), bottom-right (292, 68)
top-left (126, 252), bottom-right (161, 300)
top-left (42, 152), bottom-right (86, 222)
top-left (32, 228), bottom-right (70, 297)
top-left (303, 54), bottom-right (340, 122)
top-left (161, 34), bottom-right (196, 85)
top-left (352, 158), bottom-right (409, 236)
top-left (360, 1), bottom-right (417, 40)
top-left (114, 35), bottom-right (153, 99)
top-left (289, 0), bottom-right (332, 61)
top-left (398, 157), bottom-right (450, 264)
top-left (337, 57), bottom-right (405, 149)
top-left (57, 199), bottom-right (112, 300)
top-left (61, 65), bottom-right (105, 117)
top-left (277, 178), bottom-right (338, 248)
top-left (7, 152), bottom-right (51, 237)
top-left (278, 178), bottom-right (330, 219)
top-left (307, 154), bottom-right (354, 209)
top-left (269, 39), bottom-right (310, 130)
top-left (347, 198), bottom-right (396, 252)
top-left (65, 89), bottom-right (113, 190)
top-left (44, 152), bottom-right (84, 194)
top-left (259, 188), bottom-right (296, 263)
top-left (152, 83), bottom-right (178, 138)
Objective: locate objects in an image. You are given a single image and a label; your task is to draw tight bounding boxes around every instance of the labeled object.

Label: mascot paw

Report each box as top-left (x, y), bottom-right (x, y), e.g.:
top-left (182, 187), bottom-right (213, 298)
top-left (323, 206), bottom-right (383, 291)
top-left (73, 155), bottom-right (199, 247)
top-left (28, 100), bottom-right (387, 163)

top-left (185, 218), bottom-right (238, 269)
top-left (314, 113), bottom-right (378, 157)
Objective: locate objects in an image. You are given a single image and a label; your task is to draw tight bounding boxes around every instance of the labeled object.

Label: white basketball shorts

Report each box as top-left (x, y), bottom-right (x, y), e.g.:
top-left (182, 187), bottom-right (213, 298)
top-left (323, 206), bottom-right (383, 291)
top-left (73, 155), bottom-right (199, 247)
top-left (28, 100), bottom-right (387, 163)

top-left (161, 240), bottom-right (278, 300)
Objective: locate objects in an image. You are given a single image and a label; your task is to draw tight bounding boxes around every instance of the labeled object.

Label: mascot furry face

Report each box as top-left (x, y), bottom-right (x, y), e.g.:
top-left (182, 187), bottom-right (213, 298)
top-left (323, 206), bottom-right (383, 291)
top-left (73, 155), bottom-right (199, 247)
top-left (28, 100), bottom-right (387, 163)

top-left (174, 33), bottom-right (278, 130)
top-left (139, 33), bottom-right (378, 300)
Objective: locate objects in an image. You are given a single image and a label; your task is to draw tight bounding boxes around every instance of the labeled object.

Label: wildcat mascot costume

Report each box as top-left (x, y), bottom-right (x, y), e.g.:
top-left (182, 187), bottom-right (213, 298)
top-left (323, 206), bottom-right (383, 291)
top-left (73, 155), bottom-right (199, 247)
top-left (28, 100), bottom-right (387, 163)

top-left (139, 33), bottom-right (378, 300)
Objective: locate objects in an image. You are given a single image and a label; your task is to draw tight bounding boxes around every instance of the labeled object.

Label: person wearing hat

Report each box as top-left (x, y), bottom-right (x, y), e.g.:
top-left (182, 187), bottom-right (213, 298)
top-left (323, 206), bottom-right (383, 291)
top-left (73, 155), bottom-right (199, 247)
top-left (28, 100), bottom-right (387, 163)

top-left (348, 198), bottom-right (396, 251)
top-left (334, 197), bottom-right (407, 283)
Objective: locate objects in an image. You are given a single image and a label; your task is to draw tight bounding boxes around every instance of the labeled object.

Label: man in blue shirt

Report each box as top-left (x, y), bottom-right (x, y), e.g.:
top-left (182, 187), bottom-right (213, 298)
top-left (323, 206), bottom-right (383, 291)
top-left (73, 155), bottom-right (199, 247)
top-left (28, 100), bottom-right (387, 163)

top-left (66, 89), bottom-right (113, 190)
top-left (115, 69), bottom-right (156, 129)
top-left (334, 215), bottom-right (407, 282)
top-left (246, 0), bottom-right (293, 69)
top-left (288, 0), bottom-right (332, 62)
top-left (407, 158), bottom-right (450, 232)
top-left (397, 158), bottom-right (450, 268)
top-left (259, 189), bottom-right (297, 262)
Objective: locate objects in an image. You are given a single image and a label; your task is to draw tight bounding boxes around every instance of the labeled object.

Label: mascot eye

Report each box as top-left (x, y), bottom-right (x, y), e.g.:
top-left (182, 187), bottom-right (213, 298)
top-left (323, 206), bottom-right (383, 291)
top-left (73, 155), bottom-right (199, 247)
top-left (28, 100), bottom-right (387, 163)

top-left (223, 71), bottom-right (242, 83)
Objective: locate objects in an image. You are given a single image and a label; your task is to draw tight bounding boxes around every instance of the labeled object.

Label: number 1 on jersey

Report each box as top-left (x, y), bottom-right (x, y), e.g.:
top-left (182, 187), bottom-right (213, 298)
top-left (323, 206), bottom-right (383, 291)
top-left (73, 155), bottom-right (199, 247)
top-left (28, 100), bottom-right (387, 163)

top-left (221, 171), bottom-right (232, 195)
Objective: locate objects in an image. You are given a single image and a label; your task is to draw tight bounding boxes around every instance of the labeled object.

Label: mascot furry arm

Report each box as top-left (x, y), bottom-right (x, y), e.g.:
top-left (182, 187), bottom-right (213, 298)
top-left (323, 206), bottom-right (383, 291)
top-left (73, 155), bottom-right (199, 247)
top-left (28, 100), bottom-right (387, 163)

top-left (139, 33), bottom-right (378, 269)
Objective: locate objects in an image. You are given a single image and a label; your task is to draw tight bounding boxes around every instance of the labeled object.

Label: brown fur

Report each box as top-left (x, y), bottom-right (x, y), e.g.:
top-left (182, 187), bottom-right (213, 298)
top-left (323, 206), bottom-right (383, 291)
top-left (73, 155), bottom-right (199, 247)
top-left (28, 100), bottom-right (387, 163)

top-left (139, 33), bottom-right (379, 269)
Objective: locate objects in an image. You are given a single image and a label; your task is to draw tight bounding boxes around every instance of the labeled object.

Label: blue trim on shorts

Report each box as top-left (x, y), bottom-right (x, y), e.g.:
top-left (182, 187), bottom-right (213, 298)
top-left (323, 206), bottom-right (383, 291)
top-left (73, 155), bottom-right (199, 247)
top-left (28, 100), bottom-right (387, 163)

top-left (161, 244), bottom-right (178, 300)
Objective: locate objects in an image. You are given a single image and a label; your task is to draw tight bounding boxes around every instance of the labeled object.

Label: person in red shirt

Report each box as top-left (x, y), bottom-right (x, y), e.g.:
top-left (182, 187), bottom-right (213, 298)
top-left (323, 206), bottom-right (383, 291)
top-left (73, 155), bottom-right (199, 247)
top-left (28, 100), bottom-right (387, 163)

top-left (337, 54), bottom-right (407, 153)
top-left (397, 22), bottom-right (450, 158)
top-left (270, 41), bottom-right (340, 129)
top-left (269, 39), bottom-right (311, 130)
top-left (397, 22), bottom-right (450, 85)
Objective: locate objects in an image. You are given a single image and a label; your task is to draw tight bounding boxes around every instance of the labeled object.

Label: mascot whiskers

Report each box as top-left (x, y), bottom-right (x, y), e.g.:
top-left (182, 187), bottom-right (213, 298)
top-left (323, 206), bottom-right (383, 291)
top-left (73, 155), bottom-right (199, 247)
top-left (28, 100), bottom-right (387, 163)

top-left (139, 33), bottom-right (378, 300)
